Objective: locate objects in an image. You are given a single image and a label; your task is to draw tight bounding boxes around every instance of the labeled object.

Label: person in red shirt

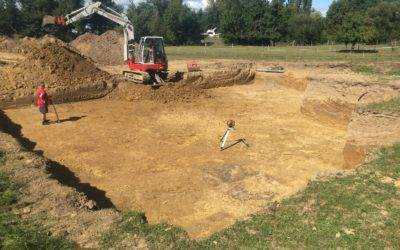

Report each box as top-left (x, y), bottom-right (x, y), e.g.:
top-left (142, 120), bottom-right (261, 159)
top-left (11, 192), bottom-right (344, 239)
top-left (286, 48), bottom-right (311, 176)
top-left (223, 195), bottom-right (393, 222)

top-left (35, 83), bottom-right (51, 125)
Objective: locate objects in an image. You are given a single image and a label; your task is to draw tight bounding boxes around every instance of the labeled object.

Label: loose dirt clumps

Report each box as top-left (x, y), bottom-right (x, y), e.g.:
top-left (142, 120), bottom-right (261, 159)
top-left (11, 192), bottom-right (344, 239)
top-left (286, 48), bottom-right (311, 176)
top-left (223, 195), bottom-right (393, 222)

top-left (71, 30), bottom-right (124, 65)
top-left (0, 41), bottom-right (114, 108)
top-left (0, 35), bottom-right (62, 54)
top-left (111, 62), bottom-right (254, 103)
top-left (110, 82), bottom-right (211, 103)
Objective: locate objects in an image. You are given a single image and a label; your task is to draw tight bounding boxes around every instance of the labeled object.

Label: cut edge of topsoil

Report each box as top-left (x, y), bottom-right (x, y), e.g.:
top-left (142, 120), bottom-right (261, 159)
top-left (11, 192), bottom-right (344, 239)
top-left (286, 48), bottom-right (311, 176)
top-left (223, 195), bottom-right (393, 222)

top-left (270, 72), bottom-right (400, 169)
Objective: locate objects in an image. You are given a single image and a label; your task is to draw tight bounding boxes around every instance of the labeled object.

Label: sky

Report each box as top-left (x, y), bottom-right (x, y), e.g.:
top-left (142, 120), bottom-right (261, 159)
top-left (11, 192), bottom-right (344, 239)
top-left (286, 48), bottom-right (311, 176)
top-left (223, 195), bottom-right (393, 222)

top-left (91, 0), bottom-right (334, 15)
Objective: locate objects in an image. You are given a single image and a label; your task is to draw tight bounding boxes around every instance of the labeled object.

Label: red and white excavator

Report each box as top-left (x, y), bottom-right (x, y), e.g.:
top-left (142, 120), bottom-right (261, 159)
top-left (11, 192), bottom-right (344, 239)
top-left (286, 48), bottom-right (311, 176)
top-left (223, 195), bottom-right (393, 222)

top-left (42, 1), bottom-right (169, 85)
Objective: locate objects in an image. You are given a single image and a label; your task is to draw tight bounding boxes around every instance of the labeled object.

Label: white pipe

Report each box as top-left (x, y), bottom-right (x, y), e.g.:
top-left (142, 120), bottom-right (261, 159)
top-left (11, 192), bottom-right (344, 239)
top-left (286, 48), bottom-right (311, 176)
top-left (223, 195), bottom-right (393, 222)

top-left (220, 128), bottom-right (233, 150)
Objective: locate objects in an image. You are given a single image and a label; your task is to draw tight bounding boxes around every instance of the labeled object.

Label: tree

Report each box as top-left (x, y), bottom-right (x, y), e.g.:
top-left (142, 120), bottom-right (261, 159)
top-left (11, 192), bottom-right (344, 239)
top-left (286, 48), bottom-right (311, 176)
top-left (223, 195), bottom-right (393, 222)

top-left (287, 11), bottom-right (326, 45)
top-left (265, 0), bottom-right (289, 45)
top-left (203, 0), bottom-right (221, 29)
top-left (19, 0), bottom-right (58, 36)
top-left (288, 0), bottom-right (313, 13)
top-left (127, 2), bottom-right (159, 40)
top-left (86, 0), bottom-right (124, 34)
top-left (0, 0), bottom-right (20, 36)
top-left (366, 1), bottom-right (400, 43)
top-left (337, 13), bottom-right (365, 49)
top-left (219, 0), bottom-right (246, 44)
top-left (163, 0), bottom-right (181, 44)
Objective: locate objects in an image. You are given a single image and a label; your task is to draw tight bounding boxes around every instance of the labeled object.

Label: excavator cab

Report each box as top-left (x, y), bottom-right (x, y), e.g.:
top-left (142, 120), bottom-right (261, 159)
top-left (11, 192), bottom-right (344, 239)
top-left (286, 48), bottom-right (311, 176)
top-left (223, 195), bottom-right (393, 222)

top-left (139, 37), bottom-right (166, 65)
top-left (125, 36), bottom-right (169, 85)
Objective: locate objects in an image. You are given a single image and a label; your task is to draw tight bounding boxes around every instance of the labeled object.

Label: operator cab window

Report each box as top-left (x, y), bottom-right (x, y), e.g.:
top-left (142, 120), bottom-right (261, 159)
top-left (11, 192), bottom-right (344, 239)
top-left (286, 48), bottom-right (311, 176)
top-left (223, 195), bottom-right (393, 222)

top-left (143, 38), bottom-right (165, 64)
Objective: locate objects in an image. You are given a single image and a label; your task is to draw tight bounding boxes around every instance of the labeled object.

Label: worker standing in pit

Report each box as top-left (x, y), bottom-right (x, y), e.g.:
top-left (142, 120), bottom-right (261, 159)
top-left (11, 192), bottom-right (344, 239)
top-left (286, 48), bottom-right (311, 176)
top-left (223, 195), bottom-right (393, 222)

top-left (35, 83), bottom-right (51, 125)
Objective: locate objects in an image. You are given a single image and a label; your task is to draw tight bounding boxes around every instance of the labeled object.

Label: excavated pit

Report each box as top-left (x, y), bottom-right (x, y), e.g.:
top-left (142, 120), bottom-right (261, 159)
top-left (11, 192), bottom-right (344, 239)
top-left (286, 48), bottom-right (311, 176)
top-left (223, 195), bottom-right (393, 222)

top-left (3, 73), bottom-right (351, 239)
top-left (2, 43), bottom-right (399, 238)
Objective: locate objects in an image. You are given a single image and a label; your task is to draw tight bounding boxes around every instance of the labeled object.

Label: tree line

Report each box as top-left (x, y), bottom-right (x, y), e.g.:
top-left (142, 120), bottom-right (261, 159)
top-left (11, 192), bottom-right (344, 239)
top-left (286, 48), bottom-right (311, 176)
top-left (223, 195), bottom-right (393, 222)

top-left (0, 0), bottom-right (399, 47)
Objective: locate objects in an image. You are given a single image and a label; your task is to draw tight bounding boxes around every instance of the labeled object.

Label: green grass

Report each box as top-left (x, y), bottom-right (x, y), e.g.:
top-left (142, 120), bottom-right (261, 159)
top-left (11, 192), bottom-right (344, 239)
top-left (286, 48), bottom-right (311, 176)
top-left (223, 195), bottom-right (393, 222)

top-left (352, 65), bottom-right (380, 75)
top-left (0, 151), bottom-right (75, 249)
top-left (101, 144), bottom-right (400, 249)
top-left (101, 211), bottom-right (196, 249)
top-left (365, 98), bottom-right (400, 112)
top-left (166, 44), bottom-right (400, 63)
top-left (201, 145), bottom-right (400, 248)
top-left (389, 69), bottom-right (400, 76)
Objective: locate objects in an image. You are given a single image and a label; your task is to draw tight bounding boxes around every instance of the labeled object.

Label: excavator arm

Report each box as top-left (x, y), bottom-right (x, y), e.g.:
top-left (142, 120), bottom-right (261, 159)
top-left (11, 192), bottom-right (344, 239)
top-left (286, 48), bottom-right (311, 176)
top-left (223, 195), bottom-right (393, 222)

top-left (42, 2), bottom-right (135, 61)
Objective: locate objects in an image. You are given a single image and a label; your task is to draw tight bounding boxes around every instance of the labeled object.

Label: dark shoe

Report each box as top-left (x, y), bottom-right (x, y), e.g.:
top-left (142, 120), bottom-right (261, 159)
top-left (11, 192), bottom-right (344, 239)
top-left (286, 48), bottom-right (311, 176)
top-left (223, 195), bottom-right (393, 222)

top-left (42, 120), bottom-right (50, 125)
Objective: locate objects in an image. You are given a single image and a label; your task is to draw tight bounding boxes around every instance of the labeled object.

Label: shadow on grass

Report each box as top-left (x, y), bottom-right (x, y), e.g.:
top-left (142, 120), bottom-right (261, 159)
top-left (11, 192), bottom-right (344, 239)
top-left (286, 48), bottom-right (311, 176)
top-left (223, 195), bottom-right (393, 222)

top-left (337, 49), bottom-right (378, 53)
top-left (0, 110), bottom-right (115, 209)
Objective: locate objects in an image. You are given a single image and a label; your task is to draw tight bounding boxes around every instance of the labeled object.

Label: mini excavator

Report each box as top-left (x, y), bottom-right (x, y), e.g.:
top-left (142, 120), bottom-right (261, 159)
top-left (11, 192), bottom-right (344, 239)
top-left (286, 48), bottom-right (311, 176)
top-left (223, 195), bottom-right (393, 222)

top-left (42, 1), bottom-right (169, 85)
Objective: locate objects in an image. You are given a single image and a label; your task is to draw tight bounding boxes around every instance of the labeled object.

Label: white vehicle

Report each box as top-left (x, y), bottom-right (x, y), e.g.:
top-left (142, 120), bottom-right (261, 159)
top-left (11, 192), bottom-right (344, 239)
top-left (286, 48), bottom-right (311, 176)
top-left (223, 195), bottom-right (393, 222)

top-left (203, 28), bottom-right (220, 38)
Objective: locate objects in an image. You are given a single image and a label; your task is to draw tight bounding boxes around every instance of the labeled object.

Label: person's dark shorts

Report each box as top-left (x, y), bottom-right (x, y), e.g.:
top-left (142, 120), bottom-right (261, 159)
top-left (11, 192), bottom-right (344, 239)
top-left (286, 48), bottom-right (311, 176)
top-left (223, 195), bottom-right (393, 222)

top-left (39, 105), bottom-right (48, 114)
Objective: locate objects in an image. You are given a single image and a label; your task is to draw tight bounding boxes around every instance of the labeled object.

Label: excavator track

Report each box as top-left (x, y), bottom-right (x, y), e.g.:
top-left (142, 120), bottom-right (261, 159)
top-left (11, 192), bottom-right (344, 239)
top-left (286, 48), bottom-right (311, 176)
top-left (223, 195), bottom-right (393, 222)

top-left (123, 70), bottom-right (171, 87)
top-left (123, 70), bottom-right (151, 84)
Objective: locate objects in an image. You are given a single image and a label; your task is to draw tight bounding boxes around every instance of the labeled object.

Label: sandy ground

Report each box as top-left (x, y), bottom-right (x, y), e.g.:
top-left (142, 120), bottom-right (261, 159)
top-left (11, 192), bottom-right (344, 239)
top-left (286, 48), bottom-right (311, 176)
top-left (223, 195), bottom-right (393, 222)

top-left (5, 73), bottom-right (347, 238)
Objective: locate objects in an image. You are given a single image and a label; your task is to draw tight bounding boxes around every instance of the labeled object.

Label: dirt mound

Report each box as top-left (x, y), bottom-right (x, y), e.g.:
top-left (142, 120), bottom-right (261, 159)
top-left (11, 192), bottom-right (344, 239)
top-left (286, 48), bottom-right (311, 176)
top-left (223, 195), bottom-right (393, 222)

top-left (184, 62), bottom-right (255, 88)
top-left (0, 35), bottom-right (62, 54)
top-left (71, 30), bottom-right (124, 65)
top-left (0, 41), bottom-right (114, 108)
top-left (111, 62), bottom-right (254, 103)
top-left (0, 36), bottom-right (17, 52)
top-left (111, 82), bottom-right (211, 103)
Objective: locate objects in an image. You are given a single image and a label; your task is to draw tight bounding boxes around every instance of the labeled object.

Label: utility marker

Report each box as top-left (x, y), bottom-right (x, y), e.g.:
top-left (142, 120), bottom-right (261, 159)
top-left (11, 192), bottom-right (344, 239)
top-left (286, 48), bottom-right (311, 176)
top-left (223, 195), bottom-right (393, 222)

top-left (220, 120), bottom-right (250, 151)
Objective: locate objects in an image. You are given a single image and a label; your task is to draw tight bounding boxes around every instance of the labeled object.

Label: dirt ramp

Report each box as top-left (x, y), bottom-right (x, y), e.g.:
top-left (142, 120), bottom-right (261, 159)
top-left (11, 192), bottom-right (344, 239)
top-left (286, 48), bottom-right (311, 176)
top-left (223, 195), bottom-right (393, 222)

top-left (344, 110), bottom-right (400, 168)
top-left (0, 41), bottom-right (114, 109)
top-left (71, 30), bottom-right (124, 65)
top-left (184, 62), bottom-right (255, 88)
top-left (301, 81), bottom-right (400, 127)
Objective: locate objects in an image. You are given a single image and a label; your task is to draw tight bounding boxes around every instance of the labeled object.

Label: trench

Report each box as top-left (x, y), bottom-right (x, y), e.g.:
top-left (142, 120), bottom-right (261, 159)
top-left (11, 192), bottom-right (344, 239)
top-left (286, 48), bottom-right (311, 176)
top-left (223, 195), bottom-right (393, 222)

top-left (1, 74), bottom-right (352, 239)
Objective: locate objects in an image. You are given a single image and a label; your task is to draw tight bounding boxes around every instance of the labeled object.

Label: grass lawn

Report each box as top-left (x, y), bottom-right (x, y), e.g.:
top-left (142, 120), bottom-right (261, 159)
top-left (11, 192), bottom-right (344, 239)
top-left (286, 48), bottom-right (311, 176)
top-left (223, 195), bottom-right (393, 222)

top-left (166, 44), bottom-right (400, 63)
top-left (101, 144), bottom-right (400, 249)
top-left (0, 151), bottom-right (75, 249)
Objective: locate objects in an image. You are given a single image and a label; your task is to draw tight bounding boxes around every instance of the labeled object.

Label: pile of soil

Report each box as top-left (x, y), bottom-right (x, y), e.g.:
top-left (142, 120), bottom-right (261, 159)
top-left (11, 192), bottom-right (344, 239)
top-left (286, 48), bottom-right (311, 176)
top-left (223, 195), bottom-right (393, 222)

top-left (0, 35), bottom-right (61, 54)
top-left (0, 41), bottom-right (114, 108)
top-left (71, 30), bottom-right (124, 65)
top-left (184, 62), bottom-right (255, 89)
top-left (110, 82), bottom-right (211, 103)
top-left (111, 62), bottom-right (254, 103)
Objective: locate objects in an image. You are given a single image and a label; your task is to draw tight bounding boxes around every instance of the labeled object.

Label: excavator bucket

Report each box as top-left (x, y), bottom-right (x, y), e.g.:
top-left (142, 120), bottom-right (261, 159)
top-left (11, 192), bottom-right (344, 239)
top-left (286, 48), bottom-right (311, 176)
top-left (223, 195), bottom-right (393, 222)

top-left (42, 15), bottom-right (56, 27)
top-left (42, 15), bottom-right (66, 27)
